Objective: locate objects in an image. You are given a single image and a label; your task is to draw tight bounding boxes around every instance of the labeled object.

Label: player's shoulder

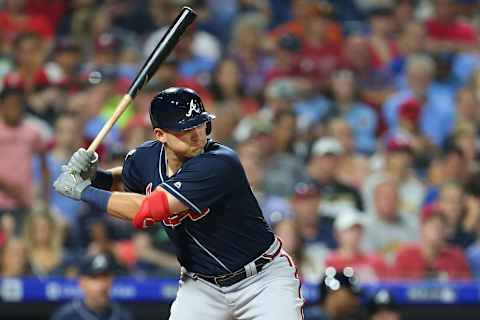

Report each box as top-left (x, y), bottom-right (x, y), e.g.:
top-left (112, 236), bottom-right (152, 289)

top-left (204, 140), bottom-right (239, 160)
top-left (125, 140), bottom-right (162, 162)
top-left (200, 140), bottom-right (241, 166)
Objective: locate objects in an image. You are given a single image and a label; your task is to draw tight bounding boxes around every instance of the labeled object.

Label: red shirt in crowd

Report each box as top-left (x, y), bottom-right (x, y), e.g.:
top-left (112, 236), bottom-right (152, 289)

top-left (325, 251), bottom-right (390, 282)
top-left (0, 11), bottom-right (54, 42)
top-left (3, 68), bottom-right (51, 92)
top-left (393, 243), bottom-right (471, 280)
top-left (425, 18), bottom-right (477, 43)
top-left (298, 41), bottom-right (343, 89)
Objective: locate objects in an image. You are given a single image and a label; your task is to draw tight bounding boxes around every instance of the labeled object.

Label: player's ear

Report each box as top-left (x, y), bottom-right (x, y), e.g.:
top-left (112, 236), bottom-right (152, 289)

top-left (153, 128), bottom-right (167, 143)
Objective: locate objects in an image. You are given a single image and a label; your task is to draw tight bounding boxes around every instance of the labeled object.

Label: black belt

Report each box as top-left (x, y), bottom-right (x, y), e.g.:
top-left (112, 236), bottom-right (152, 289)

top-left (195, 242), bottom-right (282, 287)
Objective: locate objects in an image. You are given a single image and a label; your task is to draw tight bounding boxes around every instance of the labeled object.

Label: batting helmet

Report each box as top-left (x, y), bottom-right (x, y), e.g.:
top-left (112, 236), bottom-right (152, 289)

top-left (149, 87), bottom-right (215, 134)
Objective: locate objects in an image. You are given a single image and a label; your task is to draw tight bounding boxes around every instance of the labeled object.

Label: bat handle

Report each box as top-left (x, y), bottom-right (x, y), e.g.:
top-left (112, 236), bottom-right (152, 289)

top-left (87, 94), bottom-right (133, 153)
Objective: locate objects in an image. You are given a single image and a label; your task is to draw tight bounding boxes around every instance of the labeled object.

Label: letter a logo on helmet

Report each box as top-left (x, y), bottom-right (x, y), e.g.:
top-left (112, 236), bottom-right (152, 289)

top-left (149, 87), bottom-right (215, 133)
top-left (185, 99), bottom-right (201, 118)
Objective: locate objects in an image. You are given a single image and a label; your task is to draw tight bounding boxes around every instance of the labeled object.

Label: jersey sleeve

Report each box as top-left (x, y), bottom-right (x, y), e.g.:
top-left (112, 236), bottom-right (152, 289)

top-left (161, 154), bottom-right (234, 214)
top-left (121, 149), bottom-right (144, 193)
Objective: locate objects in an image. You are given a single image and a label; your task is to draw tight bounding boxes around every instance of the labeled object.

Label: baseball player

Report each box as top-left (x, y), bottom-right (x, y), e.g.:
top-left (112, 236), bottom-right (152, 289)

top-left (53, 87), bottom-right (304, 319)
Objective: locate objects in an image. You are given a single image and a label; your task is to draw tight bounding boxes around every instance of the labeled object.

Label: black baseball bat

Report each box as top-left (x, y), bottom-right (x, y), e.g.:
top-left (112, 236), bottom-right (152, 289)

top-left (87, 6), bottom-right (197, 152)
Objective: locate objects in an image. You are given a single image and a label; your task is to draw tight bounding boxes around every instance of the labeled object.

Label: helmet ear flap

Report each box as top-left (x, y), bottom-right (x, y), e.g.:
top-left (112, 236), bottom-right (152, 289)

top-left (206, 121), bottom-right (212, 135)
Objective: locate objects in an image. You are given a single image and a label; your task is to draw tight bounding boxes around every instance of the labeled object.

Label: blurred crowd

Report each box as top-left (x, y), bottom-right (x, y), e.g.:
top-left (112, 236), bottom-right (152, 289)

top-left (1, 0), bottom-right (480, 291)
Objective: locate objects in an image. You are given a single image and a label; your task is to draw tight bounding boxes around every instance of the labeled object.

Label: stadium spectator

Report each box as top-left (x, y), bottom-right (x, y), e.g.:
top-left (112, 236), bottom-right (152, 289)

top-left (307, 137), bottom-right (364, 220)
top-left (304, 267), bottom-right (363, 320)
top-left (363, 178), bottom-right (418, 261)
top-left (297, 1), bottom-right (343, 92)
top-left (366, 289), bottom-right (401, 320)
top-left (394, 204), bottom-right (471, 280)
top-left (263, 110), bottom-right (306, 197)
top-left (366, 6), bottom-right (398, 70)
top-left (228, 12), bottom-right (272, 98)
top-left (51, 253), bottom-right (133, 320)
top-left (0, 212), bottom-right (15, 248)
top-left (363, 138), bottom-right (426, 219)
top-left (269, 0), bottom-right (342, 50)
top-left (33, 113), bottom-right (85, 227)
top-left (425, 0), bottom-right (477, 53)
top-left (44, 38), bottom-right (83, 93)
top-left (390, 21), bottom-right (427, 88)
top-left (0, 0), bottom-right (54, 44)
top-left (209, 57), bottom-right (259, 144)
top-left (325, 69), bottom-right (378, 154)
top-left (342, 34), bottom-right (394, 108)
top-left (290, 181), bottom-right (335, 248)
top-left (0, 87), bottom-right (49, 230)
top-left (437, 182), bottom-right (476, 248)
top-left (424, 145), bottom-right (468, 204)
top-left (327, 118), bottom-right (372, 189)
top-left (3, 32), bottom-right (52, 94)
top-left (22, 207), bottom-right (72, 276)
top-left (326, 208), bottom-right (389, 282)
top-left (383, 54), bottom-right (455, 146)
top-left (0, 237), bottom-right (30, 277)
top-left (265, 33), bottom-right (303, 83)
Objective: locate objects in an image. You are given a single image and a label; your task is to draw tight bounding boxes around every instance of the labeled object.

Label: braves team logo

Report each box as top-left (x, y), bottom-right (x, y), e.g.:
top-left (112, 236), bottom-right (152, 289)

top-left (185, 99), bottom-right (201, 117)
top-left (145, 182), bottom-right (210, 228)
top-left (163, 207), bottom-right (211, 227)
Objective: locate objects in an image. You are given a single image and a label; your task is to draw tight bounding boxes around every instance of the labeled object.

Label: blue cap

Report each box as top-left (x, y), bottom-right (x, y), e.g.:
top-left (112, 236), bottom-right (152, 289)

top-left (79, 254), bottom-right (115, 277)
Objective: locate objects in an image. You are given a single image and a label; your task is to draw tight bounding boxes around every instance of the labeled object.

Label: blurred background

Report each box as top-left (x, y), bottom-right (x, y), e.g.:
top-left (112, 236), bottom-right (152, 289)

top-left (1, 0), bottom-right (480, 319)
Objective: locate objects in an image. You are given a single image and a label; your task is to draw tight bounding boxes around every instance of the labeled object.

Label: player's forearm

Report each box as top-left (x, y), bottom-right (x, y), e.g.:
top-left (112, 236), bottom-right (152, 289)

top-left (80, 184), bottom-right (144, 221)
top-left (107, 191), bottom-right (145, 220)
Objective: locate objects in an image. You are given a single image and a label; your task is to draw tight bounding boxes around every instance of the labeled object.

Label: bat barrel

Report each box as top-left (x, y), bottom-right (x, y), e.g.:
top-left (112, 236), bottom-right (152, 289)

top-left (127, 6), bottom-right (197, 98)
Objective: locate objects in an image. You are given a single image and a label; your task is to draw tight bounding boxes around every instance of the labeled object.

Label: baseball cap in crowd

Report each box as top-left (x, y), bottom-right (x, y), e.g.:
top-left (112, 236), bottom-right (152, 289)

top-left (293, 181), bottom-right (321, 199)
top-left (79, 254), bottom-right (115, 277)
top-left (312, 137), bottom-right (344, 156)
top-left (420, 203), bottom-right (447, 225)
top-left (366, 289), bottom-right (398, 314)
top-left (319, 266), bottom-right (362, 302)
top-left (334, 208), bottom-right (364, 232)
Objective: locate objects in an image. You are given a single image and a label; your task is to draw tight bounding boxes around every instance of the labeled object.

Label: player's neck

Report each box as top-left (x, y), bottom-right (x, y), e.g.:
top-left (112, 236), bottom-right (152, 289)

top-left (165, 147), bottom-right (184, 177)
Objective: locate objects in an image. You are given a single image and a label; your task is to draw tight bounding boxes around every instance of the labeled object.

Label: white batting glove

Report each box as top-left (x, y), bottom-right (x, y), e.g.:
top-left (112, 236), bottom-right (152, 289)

top-left (53, 166), bottom-right (91, 200)
top-left (67, 148), bottom-right (98, 180)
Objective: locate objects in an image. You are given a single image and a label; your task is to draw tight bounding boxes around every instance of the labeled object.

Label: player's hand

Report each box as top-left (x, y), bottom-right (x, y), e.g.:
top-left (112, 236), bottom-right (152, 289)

top-left (53, 166), bottom-right (91, 200)
top-left (67, 148), bottom-right (98, 180)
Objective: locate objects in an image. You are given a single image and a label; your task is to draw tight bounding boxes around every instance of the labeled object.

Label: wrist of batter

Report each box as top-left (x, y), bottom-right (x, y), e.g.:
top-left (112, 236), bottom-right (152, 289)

top-left (80, 185), bottom-right (112, 212)
top-left (92, 169), bottom-right (113, 190)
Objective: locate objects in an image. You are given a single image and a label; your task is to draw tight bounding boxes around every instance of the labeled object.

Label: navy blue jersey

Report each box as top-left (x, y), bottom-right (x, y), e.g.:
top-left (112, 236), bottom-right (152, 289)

top-left (122, 140), bottom-right (274, 276)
